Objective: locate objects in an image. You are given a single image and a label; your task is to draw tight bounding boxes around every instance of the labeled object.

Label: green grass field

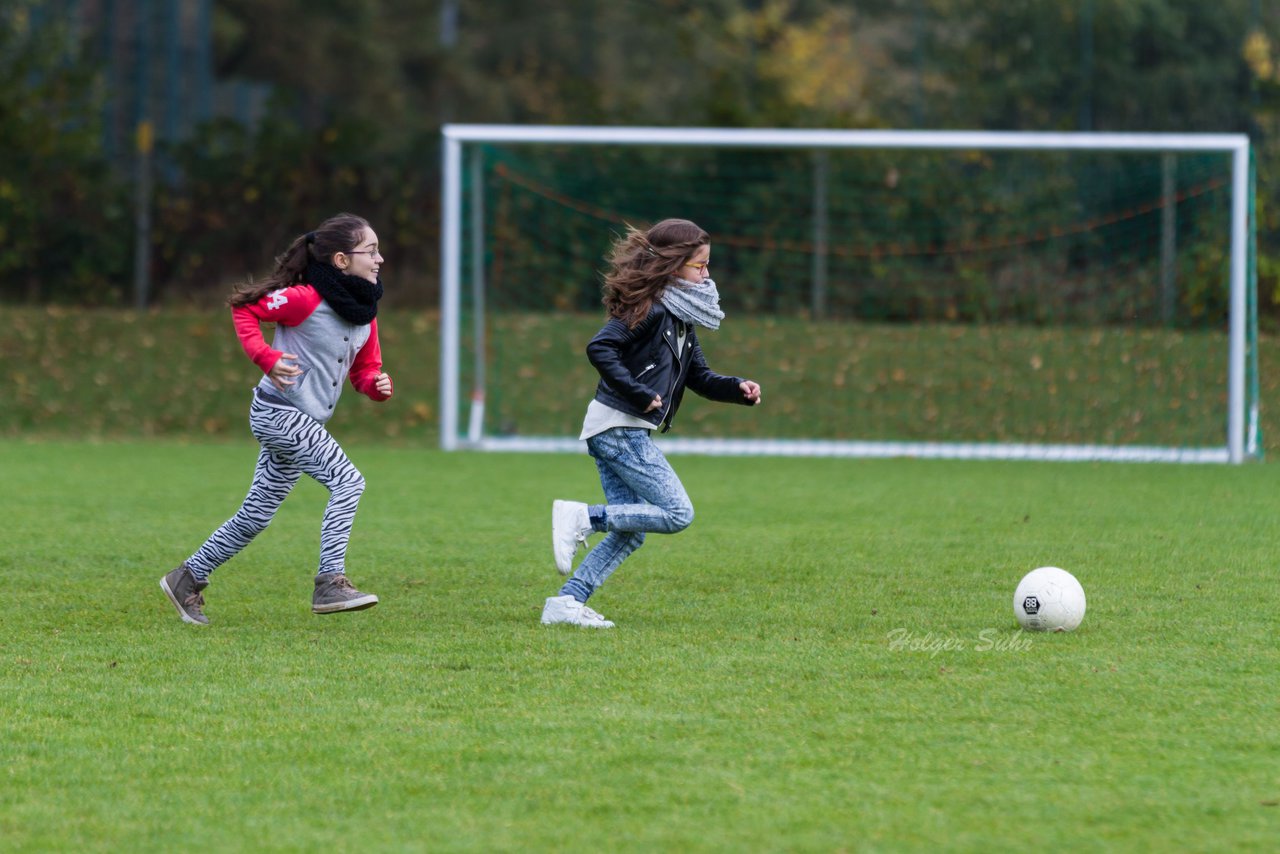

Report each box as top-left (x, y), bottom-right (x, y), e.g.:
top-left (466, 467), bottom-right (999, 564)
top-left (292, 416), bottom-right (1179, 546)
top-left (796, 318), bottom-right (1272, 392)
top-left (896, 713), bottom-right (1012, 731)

top-left (3, 439), bottom-right (1277, 851)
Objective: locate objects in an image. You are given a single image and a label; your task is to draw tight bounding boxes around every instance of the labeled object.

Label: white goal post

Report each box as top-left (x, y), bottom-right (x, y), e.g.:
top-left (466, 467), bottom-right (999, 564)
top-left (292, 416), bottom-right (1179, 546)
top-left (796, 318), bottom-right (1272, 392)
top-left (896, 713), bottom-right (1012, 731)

top-left (439, 124), bottom-right (1257, 463)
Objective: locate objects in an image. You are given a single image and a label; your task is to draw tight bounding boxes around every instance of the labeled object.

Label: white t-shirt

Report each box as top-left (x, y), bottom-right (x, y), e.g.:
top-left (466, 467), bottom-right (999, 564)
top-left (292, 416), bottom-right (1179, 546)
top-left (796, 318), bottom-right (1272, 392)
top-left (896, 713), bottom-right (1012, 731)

top-left (579, 398), bottom-right (655, 440)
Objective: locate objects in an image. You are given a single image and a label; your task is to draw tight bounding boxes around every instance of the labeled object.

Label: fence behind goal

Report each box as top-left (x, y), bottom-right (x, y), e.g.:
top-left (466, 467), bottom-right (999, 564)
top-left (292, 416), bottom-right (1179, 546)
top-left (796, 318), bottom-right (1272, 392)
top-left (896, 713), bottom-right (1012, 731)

top-left (439, 126), bottom-right (1259, 463)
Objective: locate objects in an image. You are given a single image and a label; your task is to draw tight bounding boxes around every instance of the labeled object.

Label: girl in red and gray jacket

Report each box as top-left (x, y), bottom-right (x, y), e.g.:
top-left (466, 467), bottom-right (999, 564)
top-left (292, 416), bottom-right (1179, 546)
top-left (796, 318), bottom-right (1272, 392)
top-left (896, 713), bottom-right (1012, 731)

top-left (161, 213), bottom-right (393, 625)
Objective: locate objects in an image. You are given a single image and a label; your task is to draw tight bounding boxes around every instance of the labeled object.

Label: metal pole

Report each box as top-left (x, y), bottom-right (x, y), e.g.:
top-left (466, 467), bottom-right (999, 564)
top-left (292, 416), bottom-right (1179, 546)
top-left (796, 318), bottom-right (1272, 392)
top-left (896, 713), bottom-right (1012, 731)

top-left (440, 133), bottom-right (463, 449)
top-left (1227, 142), bottom-right (1249, 463)
top-left (1078, 0), bottom-right (1094, 131)
top-left (1160, 153), bottom-right (1177, 325)
top-left (912, 0), bottom-right (925, 127)
top-left (439, 126), bottom-right (1248, 153)
top-left (467, 146), bottom-right (487, 443)
top-left (194, 0), bottom-right (212, 126)
top-left (162, 0), bottom-right (181, 178)
top-left (101, 0), bottom-right (117, 164)
top-left (810, 150), bottom-right (829, 319)
top-left (440, 0), bottom-right (458, 46)
top-left (439, 0), bottom-right (458, 125)
top-left (132, 0), bottom-right (153, 309)
top-left (1247, 151), bottom-right (1261, 458)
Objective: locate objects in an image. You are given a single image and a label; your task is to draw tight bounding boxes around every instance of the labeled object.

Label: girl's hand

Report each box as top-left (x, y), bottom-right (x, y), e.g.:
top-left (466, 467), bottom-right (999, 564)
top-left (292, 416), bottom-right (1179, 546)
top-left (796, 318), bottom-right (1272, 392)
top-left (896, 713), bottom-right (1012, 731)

top-left (740, 380), bottom-right (762, 405)
top-left (644, 394), bottom-right (663, 413)
top-left (268, 352), bottom-right (302, 390)
top-left (375, 372), bottom-right (393, 397)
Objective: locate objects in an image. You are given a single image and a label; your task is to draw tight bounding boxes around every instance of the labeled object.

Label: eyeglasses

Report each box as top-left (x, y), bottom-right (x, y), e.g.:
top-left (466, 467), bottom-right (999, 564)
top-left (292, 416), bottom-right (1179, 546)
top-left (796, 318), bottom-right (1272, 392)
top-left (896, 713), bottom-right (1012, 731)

top-left (344, 248), bottom-right (382, 257)
top-left (683, 260), bottom-right (710, 272)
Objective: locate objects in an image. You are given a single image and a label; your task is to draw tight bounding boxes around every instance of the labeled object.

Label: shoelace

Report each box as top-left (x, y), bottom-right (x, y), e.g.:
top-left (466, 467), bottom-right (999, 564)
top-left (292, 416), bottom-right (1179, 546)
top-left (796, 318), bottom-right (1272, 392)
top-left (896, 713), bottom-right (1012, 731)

top-left (182, 592), bottom-right (205, 609)
top-left (331, 575), bottom-right (356, 590)
top-left (581, 606), bottom-right (607, 621)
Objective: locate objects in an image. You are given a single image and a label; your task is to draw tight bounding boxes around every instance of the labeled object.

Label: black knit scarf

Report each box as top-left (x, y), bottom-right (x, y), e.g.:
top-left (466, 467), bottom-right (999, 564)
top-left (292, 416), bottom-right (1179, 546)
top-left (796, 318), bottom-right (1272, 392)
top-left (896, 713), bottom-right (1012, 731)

top-left (306, 261), bottom-right (383, 325)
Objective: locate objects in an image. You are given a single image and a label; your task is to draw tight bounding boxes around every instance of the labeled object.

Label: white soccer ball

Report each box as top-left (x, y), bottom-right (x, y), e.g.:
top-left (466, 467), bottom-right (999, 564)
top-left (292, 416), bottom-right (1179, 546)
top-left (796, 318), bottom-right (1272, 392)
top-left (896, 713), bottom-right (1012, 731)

top-left (1013, 566), bottom-right (1086, 632)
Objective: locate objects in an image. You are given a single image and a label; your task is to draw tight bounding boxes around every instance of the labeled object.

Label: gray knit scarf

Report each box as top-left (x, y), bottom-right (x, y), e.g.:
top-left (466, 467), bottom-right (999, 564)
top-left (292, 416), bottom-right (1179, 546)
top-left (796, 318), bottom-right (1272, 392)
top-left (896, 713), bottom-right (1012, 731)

top-left (661, 277), bottom-right (724, 330)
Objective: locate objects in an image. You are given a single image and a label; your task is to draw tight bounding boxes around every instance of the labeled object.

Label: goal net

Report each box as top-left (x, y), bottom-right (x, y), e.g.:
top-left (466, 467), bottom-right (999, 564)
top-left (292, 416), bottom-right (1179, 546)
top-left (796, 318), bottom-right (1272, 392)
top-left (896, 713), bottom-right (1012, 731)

top-left (439, 126), bottom-right (1259, 463)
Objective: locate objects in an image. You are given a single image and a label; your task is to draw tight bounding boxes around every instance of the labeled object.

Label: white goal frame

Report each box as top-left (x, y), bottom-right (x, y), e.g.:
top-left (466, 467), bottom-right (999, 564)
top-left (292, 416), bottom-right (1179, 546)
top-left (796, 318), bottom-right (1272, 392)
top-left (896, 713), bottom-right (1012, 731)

top-left (439, 124), bottom-right (1257, 463)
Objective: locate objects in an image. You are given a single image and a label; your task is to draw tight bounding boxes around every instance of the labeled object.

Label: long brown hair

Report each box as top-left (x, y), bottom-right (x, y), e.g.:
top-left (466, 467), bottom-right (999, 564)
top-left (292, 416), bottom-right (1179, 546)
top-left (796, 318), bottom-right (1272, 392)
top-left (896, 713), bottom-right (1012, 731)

top-left (227, 213), bottom-right (370, 307)
top-left (601, 218), bottom-right (709, 327)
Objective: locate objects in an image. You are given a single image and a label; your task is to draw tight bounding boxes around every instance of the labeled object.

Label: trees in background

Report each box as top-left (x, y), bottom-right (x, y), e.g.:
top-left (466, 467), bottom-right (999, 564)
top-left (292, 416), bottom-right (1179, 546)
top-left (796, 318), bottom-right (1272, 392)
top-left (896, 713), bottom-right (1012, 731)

top-left (0, 5), bottom-right (131, 303)
top-left (2, 0), bottom-right (1277, 317)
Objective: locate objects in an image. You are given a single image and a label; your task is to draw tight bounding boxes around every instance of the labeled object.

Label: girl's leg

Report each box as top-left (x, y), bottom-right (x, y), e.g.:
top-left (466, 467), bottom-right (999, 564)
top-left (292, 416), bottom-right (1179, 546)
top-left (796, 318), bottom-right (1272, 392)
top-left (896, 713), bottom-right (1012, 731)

top-left (561, 428), bottom-right (693, 601)
top-left (588, 428), bottom-right (694, 534)
top-left (254, 406), bottom-right (366, 576)
top-left (559, 457), bottom-right (645, 602)
top-left (185, 403), bottom-right (303, 581)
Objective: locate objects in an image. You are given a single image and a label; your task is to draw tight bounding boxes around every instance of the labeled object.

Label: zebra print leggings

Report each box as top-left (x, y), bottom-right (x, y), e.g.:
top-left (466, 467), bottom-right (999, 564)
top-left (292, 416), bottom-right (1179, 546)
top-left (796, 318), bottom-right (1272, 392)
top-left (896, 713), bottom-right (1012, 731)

top-left (186, 396), bottom-right (366, 581)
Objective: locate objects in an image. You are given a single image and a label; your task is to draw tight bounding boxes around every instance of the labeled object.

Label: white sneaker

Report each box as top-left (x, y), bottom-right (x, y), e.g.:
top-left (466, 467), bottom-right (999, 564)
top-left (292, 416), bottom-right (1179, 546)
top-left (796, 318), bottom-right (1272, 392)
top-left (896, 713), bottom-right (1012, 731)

top-left (541, 595), bottom-right (615, 628)
top-left (552, 500), bottom-right (592, 575)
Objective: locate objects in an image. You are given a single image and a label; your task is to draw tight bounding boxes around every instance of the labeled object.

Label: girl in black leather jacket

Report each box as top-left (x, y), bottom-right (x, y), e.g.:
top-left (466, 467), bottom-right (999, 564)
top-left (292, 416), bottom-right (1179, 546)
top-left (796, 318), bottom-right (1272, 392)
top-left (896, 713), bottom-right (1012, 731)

top-left (542, 218), bottom-right (762, 628)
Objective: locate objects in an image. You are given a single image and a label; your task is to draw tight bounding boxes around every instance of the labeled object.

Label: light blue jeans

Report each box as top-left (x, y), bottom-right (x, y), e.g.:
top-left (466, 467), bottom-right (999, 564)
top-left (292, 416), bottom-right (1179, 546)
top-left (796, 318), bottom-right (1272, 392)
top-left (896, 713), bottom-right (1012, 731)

top-left (567, 427), bottom-right (694, 599)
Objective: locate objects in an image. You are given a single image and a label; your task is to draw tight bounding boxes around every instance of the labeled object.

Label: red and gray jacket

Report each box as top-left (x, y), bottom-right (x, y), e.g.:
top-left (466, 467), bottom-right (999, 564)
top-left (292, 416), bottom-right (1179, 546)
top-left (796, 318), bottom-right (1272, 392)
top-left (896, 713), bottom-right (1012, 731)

top-left (232, 284), bottom-right (391, 424)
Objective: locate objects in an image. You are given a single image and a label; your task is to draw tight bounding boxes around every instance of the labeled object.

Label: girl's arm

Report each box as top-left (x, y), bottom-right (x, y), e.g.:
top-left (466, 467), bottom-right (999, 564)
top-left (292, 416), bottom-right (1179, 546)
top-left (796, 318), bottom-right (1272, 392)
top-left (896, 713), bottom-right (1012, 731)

top-left (349, 318), bottom-right (393, 401)
top-left (231, 285), bottom-right (322, 374)
top-left (586, 313), bottom-right (664, 410)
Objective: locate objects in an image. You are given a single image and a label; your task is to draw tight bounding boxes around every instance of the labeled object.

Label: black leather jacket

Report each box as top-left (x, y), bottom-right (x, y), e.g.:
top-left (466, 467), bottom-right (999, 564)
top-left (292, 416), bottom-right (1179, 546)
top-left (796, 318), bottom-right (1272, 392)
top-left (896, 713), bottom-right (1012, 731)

top-left (586, 303), bottom-right (750, 433)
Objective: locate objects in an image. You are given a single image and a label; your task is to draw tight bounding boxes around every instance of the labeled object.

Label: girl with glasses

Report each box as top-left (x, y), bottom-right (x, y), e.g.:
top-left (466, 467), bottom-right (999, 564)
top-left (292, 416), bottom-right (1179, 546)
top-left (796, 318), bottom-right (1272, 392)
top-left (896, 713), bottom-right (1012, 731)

top-left (545, 218), bottom-right (762, 628)
top-left (160, 213), bottom-right (393, 624)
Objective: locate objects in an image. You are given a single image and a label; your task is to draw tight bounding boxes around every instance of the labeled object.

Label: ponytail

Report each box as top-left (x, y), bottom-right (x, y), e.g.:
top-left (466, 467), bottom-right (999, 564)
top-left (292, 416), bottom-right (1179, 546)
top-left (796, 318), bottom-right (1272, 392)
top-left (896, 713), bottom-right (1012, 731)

top-left (227, 213), bottom-right (370, 307)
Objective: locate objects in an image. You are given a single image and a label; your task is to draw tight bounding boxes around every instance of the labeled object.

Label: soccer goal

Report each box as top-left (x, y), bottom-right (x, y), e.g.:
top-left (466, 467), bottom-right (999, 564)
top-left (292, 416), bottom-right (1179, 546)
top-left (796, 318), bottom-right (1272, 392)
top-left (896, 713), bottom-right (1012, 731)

top-left (439, 125), bottom-right (1259, 463)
